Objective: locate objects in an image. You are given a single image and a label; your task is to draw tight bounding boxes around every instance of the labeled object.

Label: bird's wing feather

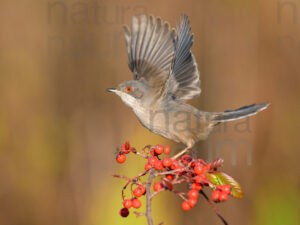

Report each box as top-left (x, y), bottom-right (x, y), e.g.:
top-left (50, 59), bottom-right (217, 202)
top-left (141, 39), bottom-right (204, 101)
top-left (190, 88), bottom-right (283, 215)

top-left (164, 14), bottom-right (201, 100)
top-left (123, 15), bottom-right (176, 88)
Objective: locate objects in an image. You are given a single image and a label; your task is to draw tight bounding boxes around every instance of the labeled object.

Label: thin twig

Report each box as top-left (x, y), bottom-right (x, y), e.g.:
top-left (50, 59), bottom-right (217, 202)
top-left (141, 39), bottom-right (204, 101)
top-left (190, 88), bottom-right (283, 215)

top-left (142, 145), bottom-right (152, 154)
top-left (112, 169), bottom-right (149, 200)
top-left (150, 188), bottom-right (164, 199)
top-left (133, 151), bottom-right (148, 158)
top-left (172, 177), bottom-right (194, 184)
top-left (200, 190), bottom-right (228, 225)
top-left (133, 211), bottom-right (146, 217)
top-left (112, 174), bottom-right (141, 184)
top-left (154, 168), bottom-right (185, 176)
top-left (171, 190), bottom-right (188, 201)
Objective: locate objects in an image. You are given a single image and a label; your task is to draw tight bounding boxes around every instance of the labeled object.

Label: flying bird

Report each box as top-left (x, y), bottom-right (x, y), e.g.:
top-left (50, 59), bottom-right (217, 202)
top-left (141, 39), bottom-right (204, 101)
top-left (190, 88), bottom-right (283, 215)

top-left (107, 14), bottom-right (269, 157)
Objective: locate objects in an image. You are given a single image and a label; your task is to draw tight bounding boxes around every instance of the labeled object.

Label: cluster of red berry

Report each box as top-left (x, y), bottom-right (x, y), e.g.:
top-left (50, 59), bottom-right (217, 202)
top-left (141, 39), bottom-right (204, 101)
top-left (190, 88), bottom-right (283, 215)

top-left (119, 185), bottom-right (145, 217)
top-left (144, 144), bottom-right (171, 170)
top-left (115, 142), bottom-right (132, 163)
top-left (211, 184), bottom-right (231, 203)
top-left (114, 142), bottom-right (241, 220)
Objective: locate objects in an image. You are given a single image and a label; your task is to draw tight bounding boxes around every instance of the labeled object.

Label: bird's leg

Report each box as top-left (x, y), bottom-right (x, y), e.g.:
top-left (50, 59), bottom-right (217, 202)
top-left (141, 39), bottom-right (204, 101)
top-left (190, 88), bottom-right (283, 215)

top-left (172, 147), bottom-right (190, 160)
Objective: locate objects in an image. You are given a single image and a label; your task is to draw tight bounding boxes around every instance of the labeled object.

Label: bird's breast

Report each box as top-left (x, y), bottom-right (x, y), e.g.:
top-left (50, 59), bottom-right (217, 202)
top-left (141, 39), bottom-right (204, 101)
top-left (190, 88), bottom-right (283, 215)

top-left (132, 106), bottom-right (182, 143)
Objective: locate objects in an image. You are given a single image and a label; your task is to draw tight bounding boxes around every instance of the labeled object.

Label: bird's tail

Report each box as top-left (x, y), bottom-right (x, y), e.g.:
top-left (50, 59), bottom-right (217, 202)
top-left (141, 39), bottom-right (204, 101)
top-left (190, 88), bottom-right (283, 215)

top-left (212, 103), bottom-right (269, 122)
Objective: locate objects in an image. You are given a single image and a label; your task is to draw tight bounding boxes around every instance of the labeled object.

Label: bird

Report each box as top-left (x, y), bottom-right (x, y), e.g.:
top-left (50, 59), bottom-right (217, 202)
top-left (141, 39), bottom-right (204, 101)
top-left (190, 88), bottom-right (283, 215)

top-left (107, 14), bottom-right (269, 158)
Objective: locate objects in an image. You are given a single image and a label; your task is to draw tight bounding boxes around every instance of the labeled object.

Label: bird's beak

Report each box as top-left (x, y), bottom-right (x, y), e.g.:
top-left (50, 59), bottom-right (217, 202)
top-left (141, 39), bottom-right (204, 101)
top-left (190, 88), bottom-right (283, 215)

top-left (106, 88), bottom-right (117, 93)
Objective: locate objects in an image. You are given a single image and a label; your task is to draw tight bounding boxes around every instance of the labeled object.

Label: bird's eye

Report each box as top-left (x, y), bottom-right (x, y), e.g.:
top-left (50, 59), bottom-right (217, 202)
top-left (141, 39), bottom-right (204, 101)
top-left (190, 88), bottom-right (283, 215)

top-left (126, 86), bottom-right (133, 93)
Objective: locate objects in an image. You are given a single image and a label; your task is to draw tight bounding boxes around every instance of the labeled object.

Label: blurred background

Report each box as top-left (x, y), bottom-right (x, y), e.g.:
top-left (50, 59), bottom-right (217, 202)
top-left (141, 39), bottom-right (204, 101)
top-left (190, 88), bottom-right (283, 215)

top-left (0, 0), bottom-right (299, 225)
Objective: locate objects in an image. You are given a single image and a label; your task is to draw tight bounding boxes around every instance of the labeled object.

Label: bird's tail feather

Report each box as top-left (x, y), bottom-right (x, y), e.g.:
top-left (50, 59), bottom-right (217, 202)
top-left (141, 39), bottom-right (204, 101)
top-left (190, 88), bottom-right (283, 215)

top-left (212, 103), bottom-right (269, 122)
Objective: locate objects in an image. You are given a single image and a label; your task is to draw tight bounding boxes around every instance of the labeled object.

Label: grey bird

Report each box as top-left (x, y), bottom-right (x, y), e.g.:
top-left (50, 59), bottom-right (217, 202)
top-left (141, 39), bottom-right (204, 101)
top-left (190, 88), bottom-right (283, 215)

top-left (107, 14), bottom-right (269, 157)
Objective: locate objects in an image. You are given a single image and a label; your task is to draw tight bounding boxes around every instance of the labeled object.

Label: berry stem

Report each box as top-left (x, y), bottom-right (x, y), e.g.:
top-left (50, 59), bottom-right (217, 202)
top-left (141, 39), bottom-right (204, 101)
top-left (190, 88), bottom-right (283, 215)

top-left (150, 188), bottom-right (164, 200)
top-left (171, 190), bottom-right (188, 201)
top-left (133, 151), bottom-right (148, 159)
top-left (199, 190), bottom-right (228, 225)
top-left (133, 211), bottom-right (146, 217)
top-left (112, 170), bottom-right (149, 200)
top-left (146, 168), bottom-right (155, 225)
top-left (172, 177), bottom-right (194, 184)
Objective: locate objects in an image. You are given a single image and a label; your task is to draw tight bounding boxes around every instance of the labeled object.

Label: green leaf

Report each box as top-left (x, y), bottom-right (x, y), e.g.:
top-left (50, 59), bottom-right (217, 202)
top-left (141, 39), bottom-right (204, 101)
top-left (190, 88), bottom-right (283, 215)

top-left (114, 147), bottom-right (120, 154)
top-left (206, 172), bottom-right (243, 199)
top-left (206, 173), bottom-right (223, 186)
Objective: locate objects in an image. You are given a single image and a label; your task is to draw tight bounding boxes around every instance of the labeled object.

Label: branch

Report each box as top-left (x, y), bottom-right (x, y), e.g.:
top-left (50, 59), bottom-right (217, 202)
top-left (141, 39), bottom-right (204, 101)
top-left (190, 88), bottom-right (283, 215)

top-left (114, 142), bottom-right (242, 224)
top-left (146, 168), bottom-right (155, 225)
top-left (200, 190), bottom-right (228, 225)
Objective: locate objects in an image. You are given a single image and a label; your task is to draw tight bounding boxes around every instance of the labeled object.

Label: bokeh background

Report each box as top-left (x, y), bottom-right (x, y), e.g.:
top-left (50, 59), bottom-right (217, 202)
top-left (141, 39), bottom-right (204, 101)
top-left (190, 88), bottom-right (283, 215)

top-left (0, 0), bottom-right (299, 225)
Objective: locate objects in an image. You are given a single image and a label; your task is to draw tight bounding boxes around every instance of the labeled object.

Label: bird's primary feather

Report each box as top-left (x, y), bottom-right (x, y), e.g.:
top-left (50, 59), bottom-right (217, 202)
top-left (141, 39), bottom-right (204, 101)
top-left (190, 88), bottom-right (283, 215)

top-left (123, 15), bottom-right (176, 88)
top-left (166, 14), bottom-right (201, 100)
top-left (123, 14), bottom-right (201, 101)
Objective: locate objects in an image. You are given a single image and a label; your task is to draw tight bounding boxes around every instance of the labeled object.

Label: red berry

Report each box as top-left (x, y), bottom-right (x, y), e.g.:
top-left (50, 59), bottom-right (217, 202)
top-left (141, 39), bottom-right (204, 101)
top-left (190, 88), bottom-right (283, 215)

top-left (222, 184), bottom-right (231, 194)
top-left (181, 201), bottom-right (191, 211)
top-left (133, 187), bottom-right (143, 197)
top-left (123, 199), bottom-right (132, 209)
top-left (148, 156), bottom-right (157, 165)
top-left (171, 160), bottom-right (179, 170)
top-left (175, 166), bottom-right (184, 174)
top-left (154, 160), bottom-right (164, 171)
top-left (132, 198), bottom-right (142, 208)
top-left (153, 182), bottom-right (163, 191)
top-left (191, 182), bottom-right (202, 191)
top-left (219, 192), bottom-right (229, 202)
top-left (187, 198), bottom-right (197, 208)
top-left (195, 173), bottom-right (207, 183)
top-left (203, 164), bottom-right (211, 171)
top-left (164, 145), bottom-right (171, 154)
top-left (216, 184), bottom-right (222, 190)
top-left (212, 190), bottom-right (221, 202)
top-left (121, 141), bottom-right (131, 153)
top-left (116, 154), bottom-right (126, 163)
top-left (166, 174), bottom-right (175, 181)
top-left (138, 185), bottom-right (146, 194)
top-left (119, 207), bottom-right (129, 217)
top-left (121, 141), bottom-right (130, 150)
top-left (194, 165), bottom-right (203, 175)
top-left (162, 157), bottom-right (173, 167)
top-left (199, 173), bottom-right (207, 179)
top-left (188, 189), bottom-right (199, 199)
top-left (181, 155), bottom-right (192, 165)
top-left (144, 163), bottom-right (152, 170)
top-left (150, 148), bottom-right (158, 156)
top-left (155, 144), bottom-right (164, 155)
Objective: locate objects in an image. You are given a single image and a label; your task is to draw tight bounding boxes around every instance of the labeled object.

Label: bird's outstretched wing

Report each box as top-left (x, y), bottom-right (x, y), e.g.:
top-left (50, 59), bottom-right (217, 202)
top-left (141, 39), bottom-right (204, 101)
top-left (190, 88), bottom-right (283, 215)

top-left (164, 14), bottom-right (201, 100)
top-left (123, 15), bottom-right (176, 89)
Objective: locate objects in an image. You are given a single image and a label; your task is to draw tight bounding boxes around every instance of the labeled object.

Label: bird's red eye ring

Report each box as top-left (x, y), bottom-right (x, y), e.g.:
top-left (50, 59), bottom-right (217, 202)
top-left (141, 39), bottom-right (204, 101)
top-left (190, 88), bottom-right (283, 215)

top-left (126, 86), bottom-right (133, 93)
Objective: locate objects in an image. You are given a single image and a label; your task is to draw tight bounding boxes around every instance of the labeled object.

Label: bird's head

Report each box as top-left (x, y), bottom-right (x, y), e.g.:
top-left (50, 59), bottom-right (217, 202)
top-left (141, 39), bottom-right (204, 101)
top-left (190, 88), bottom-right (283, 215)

top-left (107, 80), bottom-right (150, 108)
